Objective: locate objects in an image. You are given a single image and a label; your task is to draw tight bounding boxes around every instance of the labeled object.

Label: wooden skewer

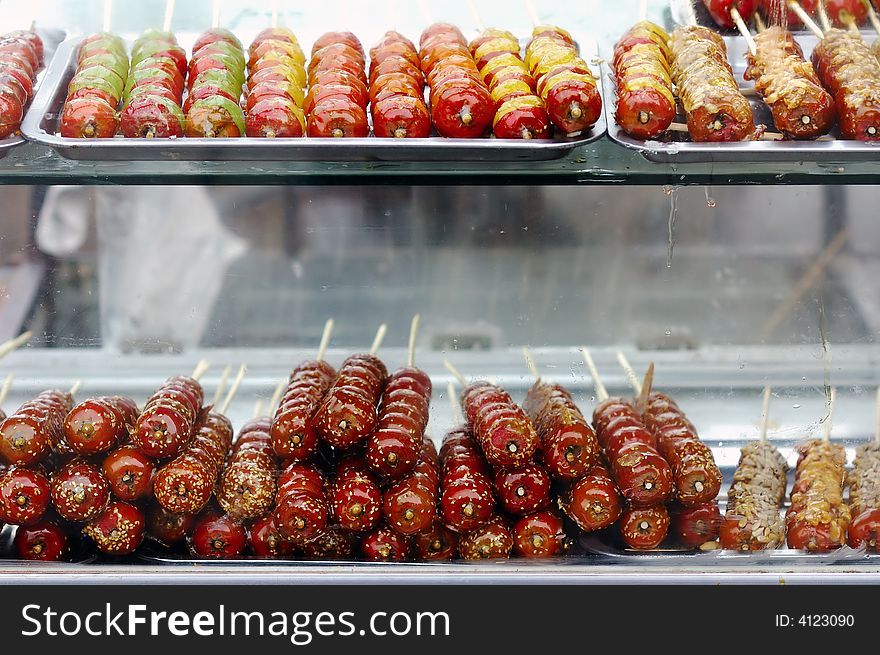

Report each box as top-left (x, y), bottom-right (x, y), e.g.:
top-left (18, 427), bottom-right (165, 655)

top-left (443, 359), bottom-right (468, 387)
top-left (272, 0), bottom-right (279, 29)
top-left (841, 10), bottom-right (862, 34)
top-left (754, 10), bottom-right (767, 32)
top-left (69, 380), bottom-right (82, 396)
top-left (636, 362), bottom-right (654, 413)
top-left (615, 351), bottom-right (642, 396)
top-left (317, 318), bottom-right (334, 363)
top-left (466, 0), bottom-right (486, 31)
top-left (874, 386), bottom-right (880, 445)
top-left (253, 399), bottom-right (263, 419)
top-left (408, 314), bottom-right (421, 368)
top-left (865, 0), bottom-right (880, 34)
top-left (790, 0), bottom-right (826, 36)
top-left (580, 347), bottom-right (608, 402)
top-left (191, 358), bottom-right (211, 382)
top-left (758, 227), bottom-right (849, 340)
top-left (163, 0), bottom-right (175, 32)
top-left (639, 0), bottom-right (648, 21)
top-left (369, 323), bottom-right (387, 355)
top-left (269, 378), bottom-right (286, 413)
top-left (0, 331), bottom-right (32, 359)
top-left (103, 0), bottom-right (113, 32)
top-left (211, 365), bottom-right (232, 407)
top-left (522, 347), bottom-right (540, 381)
top-left (759, 385), bottom-right (772, 441)
top-left (813, 0), bottom-right (832, 32)
top-left (0, 374), bottom-right (12, 407)
top-left (524, 0), bottom-right (540, 27)
top-left (447, 381), bottom-right (462, 423)
top-left (212, 0), bottom-right (221, 29)
top-left (731, 7), bottom-right (758, 55)
top-left (822, 386), bottom-right (836, 442)
top-left (220, 364), bottom-right (246, 415)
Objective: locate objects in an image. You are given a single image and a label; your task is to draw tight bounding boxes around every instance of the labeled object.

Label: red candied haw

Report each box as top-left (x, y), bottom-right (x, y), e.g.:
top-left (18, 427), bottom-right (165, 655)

top-left (190, 512), bottom-right (247, 559)
top-left (0, 468), bottom-right (51, 525)
top-left (414, 522), bottom-right (458, 561)
top-left (274, 491), bottom-right (328, 543)
top-left (359, 525), bottom-right (409, 561)
top-left (383, 475), bottom-right (436, 536)
top-left (671, 501), bottom-right (722, 549)
top-left (494, 464), bottom-right (551, 516)
top-left (102, 445), bottom-right (155, 502)
top-left (458, 516), bottom-right (513, 560)
top-left (216, 451), bottom-right (277, 520)
top-left (512, 510), bottom-right (568, 559)
top-left (146, 505), bottom-right (194, 547)
top-left (366, 429), bottom-right (420, 478)
top-left (83, 501), bottom-right (146, 555)
top-left (51, 461), bottom-right (111, 522)
top-left (0, 414), bottom-right (52, 466)
top-left (440, 474), bottom-right (494, 532)
top-left (134, 401), bottom-right (193, 459)
top-left (619, 505), bottom-right (670, 550)
top-left (250, 514), bottom-right (296, 558)
top-left (330, 471), bottom-right (382, 533)
top-left (63, 398), bottom-right (126, 455)
top-left (302, 526), bottom-right (356, 560)
top-left (561, 467), bottom-right (622, 532)
top-left (14, 520), bottom-right (69, 561)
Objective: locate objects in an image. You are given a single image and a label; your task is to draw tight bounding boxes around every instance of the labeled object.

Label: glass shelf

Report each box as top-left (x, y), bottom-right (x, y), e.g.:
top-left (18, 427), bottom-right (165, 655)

top-left (3, 0), bottom-right (879, 185)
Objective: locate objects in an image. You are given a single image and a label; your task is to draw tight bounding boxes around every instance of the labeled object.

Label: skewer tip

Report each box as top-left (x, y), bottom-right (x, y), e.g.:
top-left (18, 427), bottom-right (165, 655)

top-left (369, 323), bottom-right (387, 355)
top-left (443, 359), bottom-right (468, 386)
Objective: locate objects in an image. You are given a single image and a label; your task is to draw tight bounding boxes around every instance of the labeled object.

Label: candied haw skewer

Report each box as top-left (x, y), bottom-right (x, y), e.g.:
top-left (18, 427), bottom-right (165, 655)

top-left (619, 504), bottom-right (670, 550)
top-left (671, 501), bottom-right (721, 549)
top-left (274, 462), bottom-right (328, 542)
top-left (559, 464), bottom-right (622, 533)
top-left (190, 511), bottom-right (248, 559)
top-left (0, 467), bottom-right (51, 525)
top-left (582, 349), bottom-right (672, 508)
top-left (513, 510), bottom-right (568, 558)
top-left (132, 365), bottom-right (206, 459)
top-left (367, 315), bottom-right (433, 479)
top-left (446, 361), bottom-right (539, 469)
top-left (146, 504), bottom-right (194, 547)
top-left (155, 411), bottom-right (233, 515)
top-left (217, 415), bottom-right (277, 520)
top-left (0, 389), bottom-right (74, 466)
top-left (51, 460), bottom-right (111, 522)
top-left (102, 444), bottom-right (156, 502)
top-left (458, 516), bottom-right (513, 560)
top-left (83, 500), bottom-right (146, 555)
top-left (63, 396), bottom-right (139, 455)
top-left (383, 457), bottom-right (438, 536)
top-left (14, 519), bottom-right (69, 561)
top-left (359, 524), bottom-right (409, 561)
top-left (439, 422), bottom-right (495, 533)
top-left (521, 352), bottom-right (601, 479)
top-left (329, 457), bottom-right (382, 533)
top-left (414, 521), bottom-right (458, 560)
top-left (250, 514), bottom-right (296, 558)
top-left (313, 324), bottom-right (388, 449)
top-left (494, 462), bottom-right (551, 516)
top-left (271, 318), bottom-right (337, 462)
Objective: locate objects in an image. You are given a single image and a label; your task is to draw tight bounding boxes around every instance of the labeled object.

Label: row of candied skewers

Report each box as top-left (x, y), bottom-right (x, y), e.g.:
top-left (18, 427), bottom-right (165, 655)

top-left (614, 1), bottom-right (880, 142)
top-left (0, 326), bottom-right (878, 561)
top-left (58, 20), bottom-right (601, 141)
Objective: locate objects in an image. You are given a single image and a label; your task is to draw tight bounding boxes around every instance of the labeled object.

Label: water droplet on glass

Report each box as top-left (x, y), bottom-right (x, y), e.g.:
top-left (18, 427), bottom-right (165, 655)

top-left (664, 329), bottom-right (672, 337)
top-left (792, 404), bottom-right (801, 409)
top-left (802, 376), bottom-right (807, 382)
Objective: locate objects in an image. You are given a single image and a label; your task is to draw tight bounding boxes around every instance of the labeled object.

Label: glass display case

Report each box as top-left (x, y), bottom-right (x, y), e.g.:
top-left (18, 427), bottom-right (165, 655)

top-left (1, 0), bottom-right (879, 584)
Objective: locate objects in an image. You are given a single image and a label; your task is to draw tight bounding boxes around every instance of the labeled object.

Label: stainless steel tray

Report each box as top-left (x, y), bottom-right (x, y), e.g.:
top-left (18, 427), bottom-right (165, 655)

top-left (605, 30), bottom-right (880, 162)
top-left (22, 33), bottom-right (606, 163)
top-left (0, 25), bottom-right (66, 159)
